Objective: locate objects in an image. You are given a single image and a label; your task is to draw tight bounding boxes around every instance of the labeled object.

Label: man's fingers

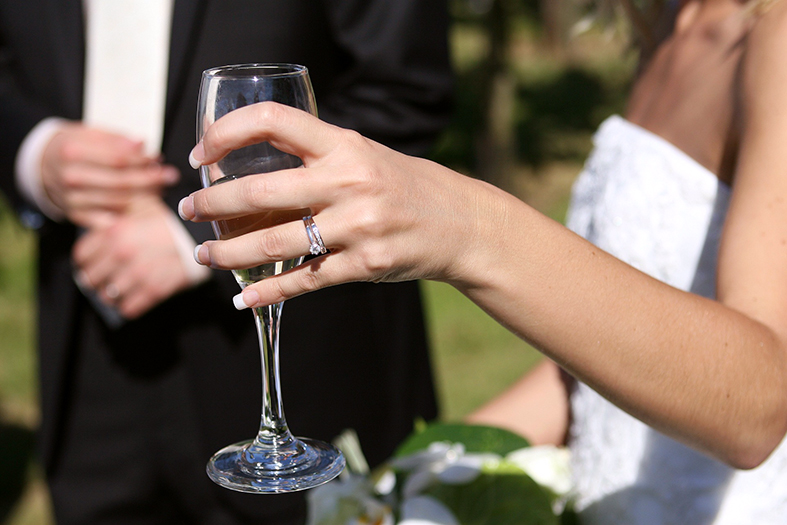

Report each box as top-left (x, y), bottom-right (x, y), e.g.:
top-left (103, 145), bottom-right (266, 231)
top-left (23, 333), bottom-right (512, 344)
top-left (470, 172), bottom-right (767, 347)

top-left (58, 126), bottom-right (156, 167)
top-left (51, 164), bottom-right (178, 222)
top-left (60, 163), bottom-right (179, 191)
top-left (69, 210), bottom-right (118, 230)
top-left (72, 230), bottom-right (118, 287)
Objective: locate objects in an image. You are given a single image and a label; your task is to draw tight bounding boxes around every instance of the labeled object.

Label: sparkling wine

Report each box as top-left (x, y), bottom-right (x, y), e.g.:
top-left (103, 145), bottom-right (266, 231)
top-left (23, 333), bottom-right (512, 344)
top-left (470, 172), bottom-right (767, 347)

top-left (200, 64), bottom-right (344, 494)
top-left (210, 175), bottom-right (307, 286)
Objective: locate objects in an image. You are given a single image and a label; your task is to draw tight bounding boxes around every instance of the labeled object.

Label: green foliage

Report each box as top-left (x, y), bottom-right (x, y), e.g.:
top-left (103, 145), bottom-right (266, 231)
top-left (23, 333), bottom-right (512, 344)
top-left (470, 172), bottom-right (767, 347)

top-left (427, 471), bottom-right (558, 525)
top-left (395, 422), bottom-right (531, 457)
top-left (391, 422), bottom-right (560, 524)
top-left (433, 3), bottom-right (635, 180)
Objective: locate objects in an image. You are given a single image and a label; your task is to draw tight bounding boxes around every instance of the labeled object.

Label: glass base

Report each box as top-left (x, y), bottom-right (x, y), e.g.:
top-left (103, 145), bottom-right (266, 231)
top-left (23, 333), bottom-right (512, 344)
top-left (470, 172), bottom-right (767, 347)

top-left (206, 437), bottom-right (345, 493)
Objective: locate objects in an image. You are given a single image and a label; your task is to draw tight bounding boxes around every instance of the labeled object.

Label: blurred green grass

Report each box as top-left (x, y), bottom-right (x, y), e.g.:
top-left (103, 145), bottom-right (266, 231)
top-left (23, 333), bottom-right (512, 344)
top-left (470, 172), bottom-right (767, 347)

top-left (0, 200), bottom-right (46, 525)
top-left (423, 280), bottom-right (544, 422)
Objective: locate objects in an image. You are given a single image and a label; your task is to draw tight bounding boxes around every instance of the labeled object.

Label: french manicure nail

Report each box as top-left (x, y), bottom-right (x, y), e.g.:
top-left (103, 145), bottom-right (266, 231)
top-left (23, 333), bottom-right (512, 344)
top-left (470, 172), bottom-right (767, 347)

top-left (193, 244), bottom-right (205, 265)
top-left (178, 196), bottom-right (194, 220)
top-left (233, 289), bottom-right (260, 310)
top-left (189, 143), bottom-right (204, 169)
top-left (233, 292), bottom-right (250, 310)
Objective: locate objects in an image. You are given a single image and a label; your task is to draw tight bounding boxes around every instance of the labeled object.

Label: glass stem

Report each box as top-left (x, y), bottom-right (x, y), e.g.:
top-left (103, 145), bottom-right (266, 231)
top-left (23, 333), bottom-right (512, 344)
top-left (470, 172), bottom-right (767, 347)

top-left (251, 302), bottom-right (295, 450)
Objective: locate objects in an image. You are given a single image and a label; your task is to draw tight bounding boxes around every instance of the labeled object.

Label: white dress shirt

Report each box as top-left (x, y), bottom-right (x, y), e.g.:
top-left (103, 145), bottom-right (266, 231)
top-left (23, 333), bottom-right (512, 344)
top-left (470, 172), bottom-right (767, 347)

top-left (14, 0), bottom-right (208, 285)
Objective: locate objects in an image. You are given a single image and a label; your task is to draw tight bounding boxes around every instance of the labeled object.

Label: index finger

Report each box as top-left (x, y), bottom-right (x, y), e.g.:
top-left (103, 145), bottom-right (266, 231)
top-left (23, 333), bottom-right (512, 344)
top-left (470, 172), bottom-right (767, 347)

top-left (189, 102), bottom-right (340, 169)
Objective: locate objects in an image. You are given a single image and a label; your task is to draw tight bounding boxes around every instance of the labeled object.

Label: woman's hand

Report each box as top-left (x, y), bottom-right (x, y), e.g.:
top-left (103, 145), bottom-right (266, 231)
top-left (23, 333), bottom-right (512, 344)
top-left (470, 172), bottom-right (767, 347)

top-left (179, 102), bottom-right (503, 308)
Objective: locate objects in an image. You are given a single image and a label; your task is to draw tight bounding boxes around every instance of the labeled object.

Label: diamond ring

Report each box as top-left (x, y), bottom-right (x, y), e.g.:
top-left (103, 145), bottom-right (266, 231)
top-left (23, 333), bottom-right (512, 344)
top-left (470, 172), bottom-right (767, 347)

top-left (302, 215), bottom-right (327, 256)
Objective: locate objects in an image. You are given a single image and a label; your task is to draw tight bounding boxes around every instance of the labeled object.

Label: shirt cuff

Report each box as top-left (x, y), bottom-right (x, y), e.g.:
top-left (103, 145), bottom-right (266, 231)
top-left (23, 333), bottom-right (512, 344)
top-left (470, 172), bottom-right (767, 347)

top-left (15, 117), bottom-right (69, 221)
top-left (163, 209), bottom-right (211, 286)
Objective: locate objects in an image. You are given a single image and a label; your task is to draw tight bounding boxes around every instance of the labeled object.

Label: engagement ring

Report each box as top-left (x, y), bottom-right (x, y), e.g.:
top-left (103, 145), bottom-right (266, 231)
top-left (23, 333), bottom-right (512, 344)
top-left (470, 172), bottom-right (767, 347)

top-left (303, 215), bottom-right (327, 255)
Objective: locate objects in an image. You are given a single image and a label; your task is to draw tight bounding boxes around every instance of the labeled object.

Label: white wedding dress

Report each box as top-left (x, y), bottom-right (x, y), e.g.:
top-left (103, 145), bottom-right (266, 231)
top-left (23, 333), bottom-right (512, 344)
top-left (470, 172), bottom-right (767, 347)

top-left (565, 116), bottom-right (787, 524)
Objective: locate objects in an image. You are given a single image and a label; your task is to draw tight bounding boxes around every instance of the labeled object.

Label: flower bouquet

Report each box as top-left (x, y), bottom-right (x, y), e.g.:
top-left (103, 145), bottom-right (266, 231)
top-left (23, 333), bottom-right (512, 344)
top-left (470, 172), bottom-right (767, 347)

top-left (307, 422), bottom-right (576, 525)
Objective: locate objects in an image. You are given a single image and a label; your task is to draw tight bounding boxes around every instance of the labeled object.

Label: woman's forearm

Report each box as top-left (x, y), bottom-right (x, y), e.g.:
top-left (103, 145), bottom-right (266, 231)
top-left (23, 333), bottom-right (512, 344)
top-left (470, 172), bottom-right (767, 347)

top-left (181, 102), bottom-right (787, 469)
top-left (454, 186), bottom-right (787, 468)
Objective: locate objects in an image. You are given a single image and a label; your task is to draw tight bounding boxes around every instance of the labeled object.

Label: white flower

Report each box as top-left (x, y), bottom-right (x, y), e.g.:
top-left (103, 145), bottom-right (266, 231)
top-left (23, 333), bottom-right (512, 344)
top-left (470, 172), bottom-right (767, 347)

top-left (392, 442), bottom-right (500, 499)
top-left (399, 495), bottom-right (459, 525)
top-left (390, 442), bottom-right (463, 471)
top-left (374, 469), bottom-right (397, 496)
top-left (436, 459), bottom-right (484, 484)
top-left (506, 445), bottom-right (572, 496)
top-left (307, 474), bottom-right (394, 525)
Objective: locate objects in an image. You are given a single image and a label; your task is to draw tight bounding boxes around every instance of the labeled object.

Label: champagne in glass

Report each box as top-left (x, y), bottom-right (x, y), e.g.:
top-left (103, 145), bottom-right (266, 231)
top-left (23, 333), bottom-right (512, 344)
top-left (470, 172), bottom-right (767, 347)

top-left (197, 63), bottom-right (344, 493)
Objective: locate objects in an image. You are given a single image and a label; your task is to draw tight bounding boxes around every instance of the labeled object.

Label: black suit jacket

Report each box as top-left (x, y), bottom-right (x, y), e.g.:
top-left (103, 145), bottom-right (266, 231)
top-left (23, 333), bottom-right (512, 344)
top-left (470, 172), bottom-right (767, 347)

top-left (0, 0), bottom-right (452, 504)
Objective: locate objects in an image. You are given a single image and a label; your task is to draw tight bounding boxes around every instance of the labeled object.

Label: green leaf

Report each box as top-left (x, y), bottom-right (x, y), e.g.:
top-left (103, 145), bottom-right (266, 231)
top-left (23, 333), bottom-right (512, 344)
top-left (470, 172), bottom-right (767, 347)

top-left (394, 422), bottom-right (531, 457)
top-left (426, 470), bottom-right (558, 525)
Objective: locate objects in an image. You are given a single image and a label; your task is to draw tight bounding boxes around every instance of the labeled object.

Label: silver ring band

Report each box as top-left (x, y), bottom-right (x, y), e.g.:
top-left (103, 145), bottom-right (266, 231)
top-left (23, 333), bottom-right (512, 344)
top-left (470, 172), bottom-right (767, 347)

top-left (303, 215), bottom-right (327, 255)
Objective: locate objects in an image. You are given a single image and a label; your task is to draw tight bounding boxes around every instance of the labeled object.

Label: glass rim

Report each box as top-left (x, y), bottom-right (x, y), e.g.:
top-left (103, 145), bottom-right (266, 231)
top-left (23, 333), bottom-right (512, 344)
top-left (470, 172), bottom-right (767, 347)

top-left (202, 63), bottom-right (308, 80)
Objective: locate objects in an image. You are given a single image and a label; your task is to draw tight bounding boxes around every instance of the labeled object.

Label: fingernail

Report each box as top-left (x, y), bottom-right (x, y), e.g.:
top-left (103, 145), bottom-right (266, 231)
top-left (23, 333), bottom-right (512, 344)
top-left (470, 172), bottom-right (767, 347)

top-left (189, 142), bottom-right (204, 169)
top-left (193, 244), bottom-right (207, 265)
top-left (233, 289), bottom-right (260, 310)
top-left (178, 196), bottom-right (194, 220)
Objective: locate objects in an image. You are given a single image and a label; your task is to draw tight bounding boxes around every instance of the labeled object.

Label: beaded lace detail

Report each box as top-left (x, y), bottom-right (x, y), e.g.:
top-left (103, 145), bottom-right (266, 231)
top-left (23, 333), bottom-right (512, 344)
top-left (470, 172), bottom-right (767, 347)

top-left (565, 116), bottom-right (787, 524)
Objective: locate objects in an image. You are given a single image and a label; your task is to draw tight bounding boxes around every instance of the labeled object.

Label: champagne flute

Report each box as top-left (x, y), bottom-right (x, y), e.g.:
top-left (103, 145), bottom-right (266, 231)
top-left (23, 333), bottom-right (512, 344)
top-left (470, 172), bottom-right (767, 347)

top-left (197, 64), bottom-right (344, 493)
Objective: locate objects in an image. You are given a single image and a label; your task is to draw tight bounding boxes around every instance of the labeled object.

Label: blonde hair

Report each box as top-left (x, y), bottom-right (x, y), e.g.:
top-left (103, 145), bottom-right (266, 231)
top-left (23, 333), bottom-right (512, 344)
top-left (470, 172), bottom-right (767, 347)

top-left (743, 0), bottom-right (781, 16)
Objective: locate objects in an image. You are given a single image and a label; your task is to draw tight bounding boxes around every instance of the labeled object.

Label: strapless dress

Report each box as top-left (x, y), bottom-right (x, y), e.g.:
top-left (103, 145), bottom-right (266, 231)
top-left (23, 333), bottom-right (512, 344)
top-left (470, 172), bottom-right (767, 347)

top-left (565, 115), bottom-right (787, 524)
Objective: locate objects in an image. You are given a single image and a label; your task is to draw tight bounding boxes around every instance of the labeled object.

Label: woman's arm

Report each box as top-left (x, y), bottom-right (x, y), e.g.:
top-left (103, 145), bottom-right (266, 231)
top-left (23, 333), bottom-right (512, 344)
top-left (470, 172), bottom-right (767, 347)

top-left (179, 7), bottom-right (787, 470)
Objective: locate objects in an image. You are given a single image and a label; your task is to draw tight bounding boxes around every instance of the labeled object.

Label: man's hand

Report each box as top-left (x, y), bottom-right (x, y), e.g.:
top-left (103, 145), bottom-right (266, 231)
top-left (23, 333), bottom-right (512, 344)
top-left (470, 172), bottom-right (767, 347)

top-left (42, 123), bottom-right (179, 228)
top-left (72, 197), bottom-right (197, 319)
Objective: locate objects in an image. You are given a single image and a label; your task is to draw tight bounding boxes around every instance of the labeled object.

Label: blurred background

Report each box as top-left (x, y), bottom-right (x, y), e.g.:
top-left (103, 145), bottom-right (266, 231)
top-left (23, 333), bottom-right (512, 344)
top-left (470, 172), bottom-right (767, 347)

top-left (0, 0), bottom-right (639, 522)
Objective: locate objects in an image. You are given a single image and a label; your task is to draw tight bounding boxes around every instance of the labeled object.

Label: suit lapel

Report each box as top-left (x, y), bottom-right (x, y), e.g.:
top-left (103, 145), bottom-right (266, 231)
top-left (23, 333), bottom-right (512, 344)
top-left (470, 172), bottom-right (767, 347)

top-left (45, 0), bottom-right (85, 118)
top-left (166, 0), bottom-right (207, 125)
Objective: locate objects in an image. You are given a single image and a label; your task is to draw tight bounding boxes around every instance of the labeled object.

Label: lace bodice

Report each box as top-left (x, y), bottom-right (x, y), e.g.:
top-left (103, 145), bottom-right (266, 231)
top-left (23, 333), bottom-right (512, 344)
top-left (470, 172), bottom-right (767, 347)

top-left (565, 116), bottom-right (787, 524)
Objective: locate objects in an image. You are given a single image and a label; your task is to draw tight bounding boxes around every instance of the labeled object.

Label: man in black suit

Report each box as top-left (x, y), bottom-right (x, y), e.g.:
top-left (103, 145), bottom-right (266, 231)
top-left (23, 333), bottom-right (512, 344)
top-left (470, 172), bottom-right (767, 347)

top-left (0, 1), bottom-right (453, 523)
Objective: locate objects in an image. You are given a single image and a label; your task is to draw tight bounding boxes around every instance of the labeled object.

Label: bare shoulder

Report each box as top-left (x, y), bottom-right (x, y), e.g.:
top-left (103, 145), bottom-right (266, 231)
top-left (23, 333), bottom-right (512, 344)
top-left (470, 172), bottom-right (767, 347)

top-left (745, 0), bottom-right (787, 69)
top-left (739, 1), bottom-right (787, 118)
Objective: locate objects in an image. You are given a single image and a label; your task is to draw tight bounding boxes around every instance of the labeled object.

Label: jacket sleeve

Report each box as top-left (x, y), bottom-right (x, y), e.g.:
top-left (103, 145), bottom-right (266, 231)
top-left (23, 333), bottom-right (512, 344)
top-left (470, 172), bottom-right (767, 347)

top-left (0, 46), bottom-right (52, 219)
top-left (319, 0), bottom-right (454, 157)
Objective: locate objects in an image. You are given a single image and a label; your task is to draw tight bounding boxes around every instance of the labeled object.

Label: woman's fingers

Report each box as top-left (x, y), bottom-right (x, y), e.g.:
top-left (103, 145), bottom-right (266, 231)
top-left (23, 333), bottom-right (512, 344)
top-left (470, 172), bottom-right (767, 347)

top-left (232, 253), bottom-right (374, 309)
top-left (180, 166), bottom-right (334, 222)
top-left (180, 106), bottom-right (481, 308)
top-left (193, 206), bottom-right (356, 269)
top-left (190, 213), bottom-right (375, 309)
top-left (190, 102), bottom-right (343, 168)
top-left (193, 216), bottom-right (319, 270)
